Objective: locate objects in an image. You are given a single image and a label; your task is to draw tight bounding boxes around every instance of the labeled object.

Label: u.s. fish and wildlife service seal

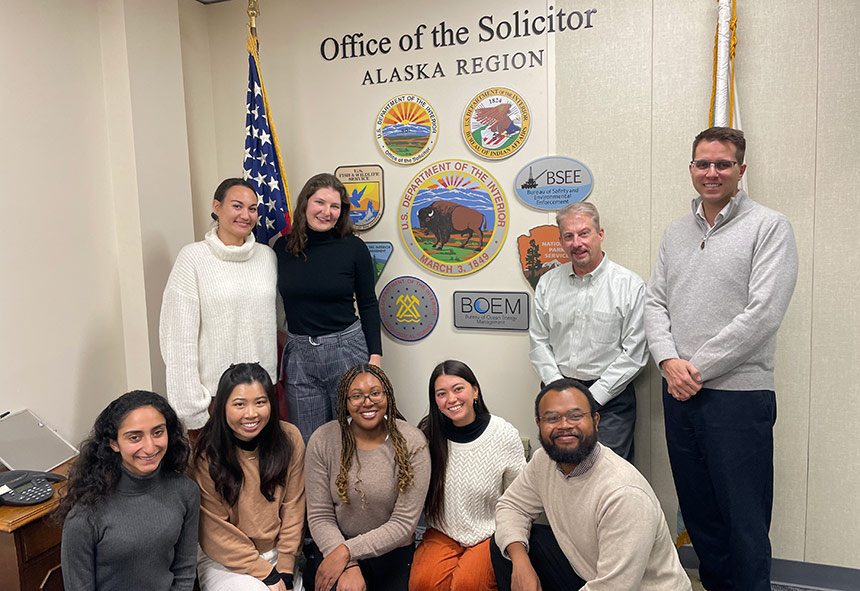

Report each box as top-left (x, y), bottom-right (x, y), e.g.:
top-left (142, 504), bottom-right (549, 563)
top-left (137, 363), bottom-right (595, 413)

top-left (336, 164), bottom-right (384, 231)
top-left (462, 87), bottom-right (530, 160)
top-left (399, 159), bottom-right (508, 276)
top-left (375, 94), bottom-right (439, 165)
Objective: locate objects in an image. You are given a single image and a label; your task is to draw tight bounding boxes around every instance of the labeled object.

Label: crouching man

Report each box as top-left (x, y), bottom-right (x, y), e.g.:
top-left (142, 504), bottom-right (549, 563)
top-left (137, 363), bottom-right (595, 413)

top-left (491, 378), bottom-right (691, 590)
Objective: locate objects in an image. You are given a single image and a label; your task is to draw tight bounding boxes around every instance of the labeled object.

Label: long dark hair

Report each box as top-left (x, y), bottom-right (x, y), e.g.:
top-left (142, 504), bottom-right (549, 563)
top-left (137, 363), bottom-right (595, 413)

top-left (55, 390), bottom-right (190, 522)
top-left (334, 364), bottom-right (414, 507)
top-left (193, 363), bottom-right (292, 506)
top-left (420, 360), bottom-right (490, 523)
top-left (285, 173), bottom-right (353, 256)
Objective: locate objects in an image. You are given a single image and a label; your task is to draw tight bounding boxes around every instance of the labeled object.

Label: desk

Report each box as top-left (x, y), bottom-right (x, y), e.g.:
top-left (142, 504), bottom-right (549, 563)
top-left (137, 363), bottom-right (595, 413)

top-left (0, 461), bottom-right (71, 591)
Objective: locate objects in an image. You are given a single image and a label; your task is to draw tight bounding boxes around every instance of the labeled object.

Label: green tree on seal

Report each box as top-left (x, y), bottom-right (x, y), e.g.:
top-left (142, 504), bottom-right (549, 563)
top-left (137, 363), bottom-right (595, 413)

top-left (525, 239), bottom-right (542, 286)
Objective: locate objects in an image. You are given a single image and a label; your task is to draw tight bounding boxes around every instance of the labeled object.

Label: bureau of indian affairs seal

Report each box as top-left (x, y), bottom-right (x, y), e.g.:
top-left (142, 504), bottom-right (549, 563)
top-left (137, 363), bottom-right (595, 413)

top-left (461, 87), bottom-right (530, 160)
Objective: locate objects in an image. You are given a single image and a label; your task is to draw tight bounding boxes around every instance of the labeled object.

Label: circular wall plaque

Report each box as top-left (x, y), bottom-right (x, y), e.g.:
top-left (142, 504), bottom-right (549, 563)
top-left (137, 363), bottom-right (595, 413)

top-left (375, 94), bottom-right (438, 165)
top-left (399, 159), bottom-right (508, 276)
top-left (462, 87), bottom-right (530, 160)
top-left (378, 276), bottom-right (439, 341)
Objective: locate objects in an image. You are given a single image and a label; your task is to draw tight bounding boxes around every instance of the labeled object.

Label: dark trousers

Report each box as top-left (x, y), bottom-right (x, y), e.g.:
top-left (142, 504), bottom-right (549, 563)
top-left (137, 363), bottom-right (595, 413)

top-left (306, 541), bottom-right (414, 591)
top-left (663, 380), bottom-right (776, 590)
top-left (490, 524), bottom-right (585, 591)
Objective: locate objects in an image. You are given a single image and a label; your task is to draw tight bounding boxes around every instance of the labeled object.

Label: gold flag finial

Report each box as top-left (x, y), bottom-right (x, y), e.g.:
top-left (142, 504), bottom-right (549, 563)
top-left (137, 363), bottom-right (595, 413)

top-left (248, 0), bottom-right (259, 30)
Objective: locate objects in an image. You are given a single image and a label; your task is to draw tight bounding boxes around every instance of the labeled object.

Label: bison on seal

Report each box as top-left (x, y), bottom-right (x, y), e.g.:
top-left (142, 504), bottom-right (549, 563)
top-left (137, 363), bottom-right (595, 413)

top-left (417, 200), bottom-right (486, 250)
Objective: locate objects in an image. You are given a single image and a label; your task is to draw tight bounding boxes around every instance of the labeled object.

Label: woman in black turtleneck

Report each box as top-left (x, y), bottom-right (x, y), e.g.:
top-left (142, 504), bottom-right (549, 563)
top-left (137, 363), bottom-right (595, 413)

top-left (274, 173), bottom-right (382, 444)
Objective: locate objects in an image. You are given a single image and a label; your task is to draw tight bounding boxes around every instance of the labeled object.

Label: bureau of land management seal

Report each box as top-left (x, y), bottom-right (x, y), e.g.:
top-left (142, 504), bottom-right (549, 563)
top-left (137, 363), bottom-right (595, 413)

top-left (375, 94), bottom-right (438, 165)
top-left (400, 159), bottom-right (508, 276)
top-left (379, 276), bottom-right (439, 342)
top-left (462, 87), bottom-right (530, 160)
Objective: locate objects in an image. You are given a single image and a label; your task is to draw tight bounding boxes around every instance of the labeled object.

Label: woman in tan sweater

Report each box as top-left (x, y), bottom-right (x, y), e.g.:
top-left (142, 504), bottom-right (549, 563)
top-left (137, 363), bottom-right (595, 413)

top-left (305, 364), bottom-right (430, 591)
top-left (193, 362), bottom-right (306, 591)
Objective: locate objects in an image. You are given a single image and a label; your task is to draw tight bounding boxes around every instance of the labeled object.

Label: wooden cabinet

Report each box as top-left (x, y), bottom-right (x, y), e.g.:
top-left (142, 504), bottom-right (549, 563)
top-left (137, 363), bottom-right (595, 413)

top-left (0, 462), bottom-right (70, 591)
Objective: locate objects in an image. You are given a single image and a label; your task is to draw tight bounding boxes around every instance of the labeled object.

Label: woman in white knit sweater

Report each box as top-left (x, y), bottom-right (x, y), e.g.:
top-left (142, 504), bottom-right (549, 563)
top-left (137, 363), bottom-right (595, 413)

top-left (409, 360), bottom-right (526, 591)
top-left (160, 178), bottom-right (277, 436)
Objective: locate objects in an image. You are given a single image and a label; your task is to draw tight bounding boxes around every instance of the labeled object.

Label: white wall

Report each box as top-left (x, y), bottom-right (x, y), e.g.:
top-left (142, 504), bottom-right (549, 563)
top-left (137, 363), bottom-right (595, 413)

top-left (1, 0), bottom-right (855, 572)
top-left (0, 0), bottom-right (127, 439)
top-left (184, 0), bottom-right (860, 568)
top-left (0, 0), bottom-right (196, 443)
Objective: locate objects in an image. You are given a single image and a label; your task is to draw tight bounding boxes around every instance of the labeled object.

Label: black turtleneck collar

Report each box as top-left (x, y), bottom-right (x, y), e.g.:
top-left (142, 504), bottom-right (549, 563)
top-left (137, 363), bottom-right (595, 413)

top-left (444, 412), bottom-right (490, 444)
top-left (306, 228), bottom-right (339, 243)
top-left (232, 433), bottom-right (260, 452)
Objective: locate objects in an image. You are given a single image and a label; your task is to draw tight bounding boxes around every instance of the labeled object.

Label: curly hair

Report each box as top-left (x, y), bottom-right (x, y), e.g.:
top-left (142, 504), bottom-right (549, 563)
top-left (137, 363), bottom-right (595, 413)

top-left (285, 173), bottom-right (353, 257)
top-left (419, 360), bottom-right (490, 523)
top-left (334, 364), bottom-right (414, 506)
top-left (192, 363), bottom-right (292, 506)
top-left (54, 390), bottom-right (190, 523)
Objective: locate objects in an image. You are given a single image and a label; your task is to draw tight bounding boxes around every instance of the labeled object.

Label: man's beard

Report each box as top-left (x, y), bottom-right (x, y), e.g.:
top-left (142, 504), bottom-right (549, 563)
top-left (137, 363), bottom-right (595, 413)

top-left (539, 428), bottom-right (598, 466)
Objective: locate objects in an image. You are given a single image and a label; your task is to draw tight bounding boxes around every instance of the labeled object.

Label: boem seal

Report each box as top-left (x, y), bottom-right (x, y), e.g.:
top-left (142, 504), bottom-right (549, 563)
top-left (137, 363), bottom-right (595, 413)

top-left (462, 87), bottom-right (530, 160)
top-left (375, 94), bottom-right (439, 165)
top-left (378, 276), bottom-right (439, 342)
top-left (399, 159), bottom-right (508, 276)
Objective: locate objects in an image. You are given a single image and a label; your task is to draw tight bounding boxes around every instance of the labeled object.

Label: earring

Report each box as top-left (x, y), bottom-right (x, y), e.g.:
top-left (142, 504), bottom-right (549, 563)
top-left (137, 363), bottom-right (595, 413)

top-left (383, 414), bottom-right (389, 421)
top-left (473, 398), bottom-right (478, 407)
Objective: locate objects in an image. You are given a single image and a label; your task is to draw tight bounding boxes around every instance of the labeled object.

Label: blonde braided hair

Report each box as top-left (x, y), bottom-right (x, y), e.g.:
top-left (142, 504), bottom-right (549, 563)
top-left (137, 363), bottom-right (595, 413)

top-left (334, 364), bottom-right (416, 505)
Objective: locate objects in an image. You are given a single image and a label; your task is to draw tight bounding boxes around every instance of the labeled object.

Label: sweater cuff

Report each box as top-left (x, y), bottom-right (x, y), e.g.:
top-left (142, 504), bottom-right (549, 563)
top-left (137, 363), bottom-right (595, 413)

top-left (276, 553), bottom-right (297, 575)
top-left (343, 538), bottom-right (367, 562)
top-left (262, 567), bottom-right (281, 585)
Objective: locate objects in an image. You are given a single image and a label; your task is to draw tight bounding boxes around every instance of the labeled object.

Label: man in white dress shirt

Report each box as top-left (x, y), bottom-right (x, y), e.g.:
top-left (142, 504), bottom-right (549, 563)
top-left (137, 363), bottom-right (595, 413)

top-left (529, 202), bottom-right (648, 460)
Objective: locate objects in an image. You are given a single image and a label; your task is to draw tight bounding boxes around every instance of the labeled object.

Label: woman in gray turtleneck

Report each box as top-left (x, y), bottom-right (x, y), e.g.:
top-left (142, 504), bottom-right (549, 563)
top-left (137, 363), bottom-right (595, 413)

top-left (57, 390), bottom-right (199, 591)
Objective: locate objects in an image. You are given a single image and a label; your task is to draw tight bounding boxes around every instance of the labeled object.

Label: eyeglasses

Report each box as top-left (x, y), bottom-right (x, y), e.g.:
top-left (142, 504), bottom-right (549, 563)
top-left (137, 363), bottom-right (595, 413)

top-left (538, 410), bottom-right (590, 425)
top-left (347, 391), bottom-right (385, 406)
top-left (691, 159), bottom-right (738, 171)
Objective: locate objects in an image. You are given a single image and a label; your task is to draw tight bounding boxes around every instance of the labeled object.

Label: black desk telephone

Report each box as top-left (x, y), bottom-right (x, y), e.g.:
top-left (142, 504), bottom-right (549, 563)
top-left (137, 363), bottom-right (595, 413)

top-left (0, 470), bottom-right (65, 506)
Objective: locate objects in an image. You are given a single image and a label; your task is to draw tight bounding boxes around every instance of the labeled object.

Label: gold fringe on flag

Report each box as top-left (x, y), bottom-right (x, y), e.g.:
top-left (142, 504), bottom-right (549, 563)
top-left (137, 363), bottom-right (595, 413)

top-left (709, 0), bottom-right (738, 127)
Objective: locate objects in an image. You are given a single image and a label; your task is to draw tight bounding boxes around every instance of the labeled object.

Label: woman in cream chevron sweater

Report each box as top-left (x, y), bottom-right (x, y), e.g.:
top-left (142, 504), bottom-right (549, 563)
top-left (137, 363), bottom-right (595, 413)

top-left (410, 360), bottom-right (526, 591)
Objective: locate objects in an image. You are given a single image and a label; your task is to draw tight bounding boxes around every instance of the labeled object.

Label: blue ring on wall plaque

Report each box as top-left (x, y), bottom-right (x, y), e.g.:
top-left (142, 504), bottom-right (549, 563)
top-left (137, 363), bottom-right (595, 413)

top-left (378, 276), bottom-right (439, 342)
top-left (514, 156), bottom-right (594, 210)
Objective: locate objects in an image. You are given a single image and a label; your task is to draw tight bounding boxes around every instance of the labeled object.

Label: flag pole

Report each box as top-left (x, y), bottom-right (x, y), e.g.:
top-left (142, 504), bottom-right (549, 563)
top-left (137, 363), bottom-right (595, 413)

top-left (248, 0), bottom-right (258, 35)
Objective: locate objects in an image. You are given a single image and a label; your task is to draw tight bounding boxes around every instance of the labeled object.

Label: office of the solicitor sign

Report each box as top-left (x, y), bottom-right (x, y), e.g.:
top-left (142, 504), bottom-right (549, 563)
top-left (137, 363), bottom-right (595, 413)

top-left (318, 7), bottom-right (599, 86)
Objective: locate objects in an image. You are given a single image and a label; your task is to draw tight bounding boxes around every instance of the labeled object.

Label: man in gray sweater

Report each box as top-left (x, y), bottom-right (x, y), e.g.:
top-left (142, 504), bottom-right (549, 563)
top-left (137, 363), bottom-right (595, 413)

top-left (644, 127), bottom-right (798, 590)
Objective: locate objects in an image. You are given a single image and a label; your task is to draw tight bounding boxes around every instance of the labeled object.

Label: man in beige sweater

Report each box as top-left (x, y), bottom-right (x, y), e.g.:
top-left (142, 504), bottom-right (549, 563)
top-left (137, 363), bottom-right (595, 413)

top-left (492, 379), bottom-right (691, 590)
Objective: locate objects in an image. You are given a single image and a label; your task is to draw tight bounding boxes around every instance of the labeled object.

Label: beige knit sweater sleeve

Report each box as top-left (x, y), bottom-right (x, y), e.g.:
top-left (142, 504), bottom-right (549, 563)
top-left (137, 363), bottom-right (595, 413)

top-left (275, 424), bottom-right (307, 574)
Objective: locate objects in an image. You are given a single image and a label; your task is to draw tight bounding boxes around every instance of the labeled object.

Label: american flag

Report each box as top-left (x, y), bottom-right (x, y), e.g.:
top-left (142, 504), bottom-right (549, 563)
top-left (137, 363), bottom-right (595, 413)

top-left (243, 27), bottom-right (291, 243)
